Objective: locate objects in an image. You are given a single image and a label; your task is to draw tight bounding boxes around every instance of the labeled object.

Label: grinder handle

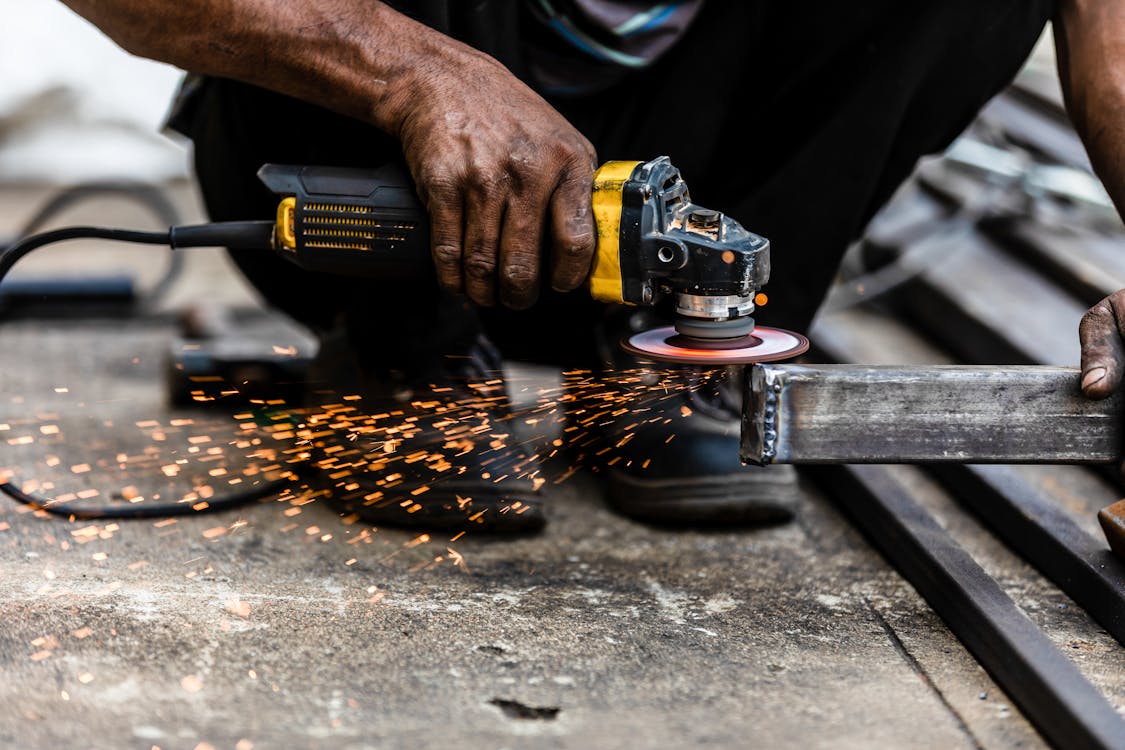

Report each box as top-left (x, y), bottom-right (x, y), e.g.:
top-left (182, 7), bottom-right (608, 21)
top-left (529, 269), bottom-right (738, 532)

top-left (257, 162), bottom-right (432, 278)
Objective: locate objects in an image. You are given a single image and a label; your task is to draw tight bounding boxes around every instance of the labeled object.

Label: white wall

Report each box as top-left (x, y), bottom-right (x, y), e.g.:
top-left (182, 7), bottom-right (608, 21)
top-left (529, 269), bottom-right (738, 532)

top-left (0, 2), bottom-right (189, 183)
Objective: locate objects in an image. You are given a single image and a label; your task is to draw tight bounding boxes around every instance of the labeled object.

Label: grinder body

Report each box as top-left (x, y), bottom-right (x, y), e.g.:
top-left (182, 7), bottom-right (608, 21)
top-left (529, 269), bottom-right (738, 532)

top-left (258, 158), bottom-right (768, 323)
top-left (257, 157), bottom-right (803, 364)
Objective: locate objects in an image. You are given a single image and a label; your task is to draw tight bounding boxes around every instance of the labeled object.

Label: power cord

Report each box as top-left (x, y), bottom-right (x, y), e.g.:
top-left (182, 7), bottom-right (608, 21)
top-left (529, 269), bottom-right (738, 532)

top-left (0, 220), bottom-right (284, 519)
top-left (1, 181), bottom-right (187, 310)
top-left (1, 476), bottom-right (288, 520)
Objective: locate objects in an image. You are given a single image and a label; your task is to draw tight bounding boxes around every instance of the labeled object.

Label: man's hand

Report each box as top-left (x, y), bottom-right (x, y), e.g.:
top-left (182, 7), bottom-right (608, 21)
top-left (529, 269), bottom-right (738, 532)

top-left (1080, 292), bottom-right (1125, 398)
top-left (392, 48), bottom-right (598, 310)
top-left (60, 0), bottom-right (598, 310)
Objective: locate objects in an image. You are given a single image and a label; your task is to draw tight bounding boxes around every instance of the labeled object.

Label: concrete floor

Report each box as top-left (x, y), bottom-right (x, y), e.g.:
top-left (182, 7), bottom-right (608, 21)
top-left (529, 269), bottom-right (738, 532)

top-left (0, 183), bottom-right (1121, 749)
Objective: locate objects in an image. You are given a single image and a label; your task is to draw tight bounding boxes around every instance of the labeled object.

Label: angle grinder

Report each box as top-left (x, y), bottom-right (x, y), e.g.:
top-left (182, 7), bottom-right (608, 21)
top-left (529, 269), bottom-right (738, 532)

top-left (258, 155), bottom-right (807, 365)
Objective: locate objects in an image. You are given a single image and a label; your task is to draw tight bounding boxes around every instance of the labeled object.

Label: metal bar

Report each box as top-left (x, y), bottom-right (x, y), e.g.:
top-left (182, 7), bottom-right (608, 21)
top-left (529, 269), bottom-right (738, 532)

top-left (931, 464), bottom-right (1125, 648)
top-left (741, 364), bottom-right (1124, 466)
top-left (810, 309), bottom-right (1125, 645)
top-left (817, 464), bottom-right (1125, 750)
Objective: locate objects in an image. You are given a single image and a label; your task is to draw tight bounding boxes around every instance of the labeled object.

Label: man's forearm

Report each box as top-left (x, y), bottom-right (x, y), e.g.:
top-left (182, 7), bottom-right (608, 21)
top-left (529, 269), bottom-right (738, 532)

top-left (62, 0), bottom-right (601, 311)
top-left (1057, 0), bottom-right (1125, 398)
top-left (59, 0), bottom-right (485, 136)
top-left (1055, 0), bottom-right (1125, 216)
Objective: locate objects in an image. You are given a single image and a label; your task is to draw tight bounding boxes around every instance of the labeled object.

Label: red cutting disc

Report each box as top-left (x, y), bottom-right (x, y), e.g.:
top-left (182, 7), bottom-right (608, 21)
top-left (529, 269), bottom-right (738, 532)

top-left (622, 325), bottom-right (810, 365)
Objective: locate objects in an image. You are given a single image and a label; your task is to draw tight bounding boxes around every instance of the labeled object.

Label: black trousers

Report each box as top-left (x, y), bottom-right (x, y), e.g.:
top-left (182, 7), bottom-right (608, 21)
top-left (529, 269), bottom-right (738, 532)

top-left (177, 0), bottom-right (1054, 375)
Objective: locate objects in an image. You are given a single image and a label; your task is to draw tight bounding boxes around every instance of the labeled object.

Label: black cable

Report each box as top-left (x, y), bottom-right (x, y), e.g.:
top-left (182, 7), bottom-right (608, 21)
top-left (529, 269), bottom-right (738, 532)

top-left (0, 226), bottom-right (170, 280)
top-left (2, 182), bottom-right (186, 310)
top-left (0, 476), bottom-right (291, 520)
top-left (0, 222), bottom-right (282, 519)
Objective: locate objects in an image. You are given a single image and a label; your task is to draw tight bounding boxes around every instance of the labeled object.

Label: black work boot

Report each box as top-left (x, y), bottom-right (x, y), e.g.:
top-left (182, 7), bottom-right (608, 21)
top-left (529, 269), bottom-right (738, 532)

top-left (296, 327), bottom-right (546, 534)
top-left (564, 308), bottom-right (798, 526)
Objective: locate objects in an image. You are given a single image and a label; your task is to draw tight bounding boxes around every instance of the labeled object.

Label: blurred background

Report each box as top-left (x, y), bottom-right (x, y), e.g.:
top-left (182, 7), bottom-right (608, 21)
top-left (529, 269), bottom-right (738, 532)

top-left (0, 2), bottom-right (262, 312)
top-left (0, 3), bottom-right (186, 183)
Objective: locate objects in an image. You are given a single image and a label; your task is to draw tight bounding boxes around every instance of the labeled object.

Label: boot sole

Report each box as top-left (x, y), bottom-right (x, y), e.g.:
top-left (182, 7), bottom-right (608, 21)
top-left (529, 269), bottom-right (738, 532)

top-left (605, 469), bottom-right (798, 526)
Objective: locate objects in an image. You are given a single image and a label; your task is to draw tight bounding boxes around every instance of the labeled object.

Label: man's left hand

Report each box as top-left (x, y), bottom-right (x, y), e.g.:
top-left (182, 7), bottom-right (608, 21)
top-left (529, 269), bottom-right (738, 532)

top-left (1080, 290), bottom-right (1125, 399)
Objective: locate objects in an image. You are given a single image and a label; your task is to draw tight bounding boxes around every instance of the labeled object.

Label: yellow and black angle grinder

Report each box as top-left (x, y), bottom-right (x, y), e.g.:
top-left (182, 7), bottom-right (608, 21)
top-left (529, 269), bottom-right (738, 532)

top-left (258, 155), bottom-right (807, 364)
top-left (0, 156), bottom-right (808, 366)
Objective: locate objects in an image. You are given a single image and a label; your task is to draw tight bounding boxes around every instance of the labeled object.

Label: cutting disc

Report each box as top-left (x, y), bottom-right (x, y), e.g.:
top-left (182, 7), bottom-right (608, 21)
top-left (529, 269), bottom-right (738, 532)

top-left (622, 325), bottom-right (810, 365)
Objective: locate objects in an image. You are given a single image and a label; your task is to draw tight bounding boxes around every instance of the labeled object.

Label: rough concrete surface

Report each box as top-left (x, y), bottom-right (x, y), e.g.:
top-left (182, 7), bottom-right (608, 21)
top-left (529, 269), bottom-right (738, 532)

top-left (0, 183), bottom-right (1121, 750)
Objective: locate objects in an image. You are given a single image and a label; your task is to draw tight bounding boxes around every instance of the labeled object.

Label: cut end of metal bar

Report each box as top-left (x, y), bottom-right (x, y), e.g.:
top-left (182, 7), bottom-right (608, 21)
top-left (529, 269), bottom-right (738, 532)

top-left (1097, 499), bottom-right (1125, 562)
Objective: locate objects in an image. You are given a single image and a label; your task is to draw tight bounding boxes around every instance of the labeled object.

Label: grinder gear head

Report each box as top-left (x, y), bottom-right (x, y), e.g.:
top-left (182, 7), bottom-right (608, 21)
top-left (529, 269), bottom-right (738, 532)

top-left (587, 157), bottom-right (807, 364)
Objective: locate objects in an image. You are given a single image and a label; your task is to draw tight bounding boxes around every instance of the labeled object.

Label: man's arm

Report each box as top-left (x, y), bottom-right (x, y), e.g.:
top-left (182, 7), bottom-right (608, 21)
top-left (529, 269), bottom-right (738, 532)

top-left (1054, 0), bottom-right (1125, 396)
top-left (61, 0), bottom-right (597, 310)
